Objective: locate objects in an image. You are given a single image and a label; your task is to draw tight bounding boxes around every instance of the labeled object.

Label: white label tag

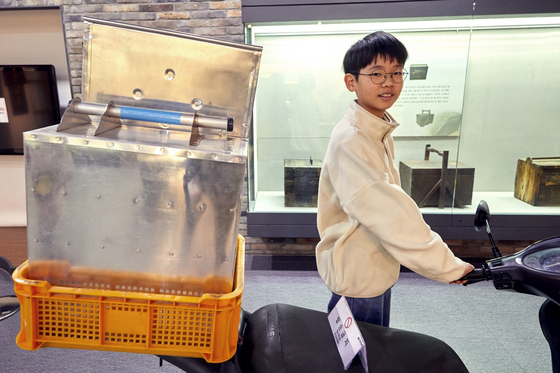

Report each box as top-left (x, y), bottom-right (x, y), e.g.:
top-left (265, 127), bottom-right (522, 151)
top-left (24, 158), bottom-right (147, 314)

top-left (0, 98), bottom-right (8, 123)
top-left (328, 296), bottom-right (369, 372)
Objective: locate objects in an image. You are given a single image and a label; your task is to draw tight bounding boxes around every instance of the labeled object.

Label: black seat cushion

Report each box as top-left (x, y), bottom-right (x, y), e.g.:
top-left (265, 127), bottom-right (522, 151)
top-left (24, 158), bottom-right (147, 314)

top-left (240, 303), bottom-right (469, 373)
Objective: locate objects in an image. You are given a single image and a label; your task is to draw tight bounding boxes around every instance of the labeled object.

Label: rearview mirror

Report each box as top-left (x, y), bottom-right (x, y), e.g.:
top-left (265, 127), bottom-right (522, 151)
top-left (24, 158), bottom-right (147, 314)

top-left (474, 200), bottom-right (490, 232)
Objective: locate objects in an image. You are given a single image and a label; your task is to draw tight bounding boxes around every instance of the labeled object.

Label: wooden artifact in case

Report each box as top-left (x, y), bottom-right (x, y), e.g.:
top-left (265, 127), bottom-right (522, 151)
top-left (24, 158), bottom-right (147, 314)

top-left (284, 158), bottom-right (322, 207)
top-left (400, 160), bottom-right (474, 208)
top-left (514, 157), bottom-right (560, 206)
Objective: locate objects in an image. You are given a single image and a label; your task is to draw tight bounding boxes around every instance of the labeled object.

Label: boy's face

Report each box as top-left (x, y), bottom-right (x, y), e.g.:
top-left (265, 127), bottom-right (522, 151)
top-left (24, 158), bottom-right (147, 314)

top-left (344, 57), bottom-right (404, 119)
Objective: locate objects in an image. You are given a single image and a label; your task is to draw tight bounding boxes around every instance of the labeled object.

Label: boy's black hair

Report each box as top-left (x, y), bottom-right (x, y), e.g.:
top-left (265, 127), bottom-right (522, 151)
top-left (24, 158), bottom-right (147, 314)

top-left (343, 31), bottom-right (408, 79)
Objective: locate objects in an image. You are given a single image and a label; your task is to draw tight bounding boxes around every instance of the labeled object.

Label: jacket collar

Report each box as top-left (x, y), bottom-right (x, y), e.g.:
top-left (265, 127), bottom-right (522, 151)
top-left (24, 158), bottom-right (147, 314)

top-left (345, 100), bottom-right (399, 140)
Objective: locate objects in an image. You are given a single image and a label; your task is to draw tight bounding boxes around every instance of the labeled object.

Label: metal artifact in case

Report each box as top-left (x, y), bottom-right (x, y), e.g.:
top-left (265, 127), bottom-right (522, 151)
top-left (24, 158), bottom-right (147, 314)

top-left (23, 18), bottom-right (262, 296)
top-left (284, 158), bottom-right (322, 207)
top-left (400, 160), bottom-right (474, 208)
top-left (514, 157), bottom-right (560, 206)
top-left (399, 145), bottom-right (474, 208)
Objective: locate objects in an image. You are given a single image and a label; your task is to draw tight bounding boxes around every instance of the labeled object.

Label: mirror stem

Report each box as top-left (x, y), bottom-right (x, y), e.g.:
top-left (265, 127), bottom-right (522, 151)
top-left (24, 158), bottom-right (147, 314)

top-left (486, 221), bottom-right (502, 258)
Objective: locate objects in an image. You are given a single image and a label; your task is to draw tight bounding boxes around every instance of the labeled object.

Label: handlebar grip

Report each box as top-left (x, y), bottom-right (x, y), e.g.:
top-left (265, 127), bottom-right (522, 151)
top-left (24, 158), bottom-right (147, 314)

top-left (461, 267), bottom-right (490, 286)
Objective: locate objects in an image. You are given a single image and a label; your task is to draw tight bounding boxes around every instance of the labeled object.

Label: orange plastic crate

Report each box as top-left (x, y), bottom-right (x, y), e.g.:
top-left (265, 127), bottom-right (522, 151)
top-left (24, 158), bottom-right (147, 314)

top-left (13, 236), bottom-right (245, 363)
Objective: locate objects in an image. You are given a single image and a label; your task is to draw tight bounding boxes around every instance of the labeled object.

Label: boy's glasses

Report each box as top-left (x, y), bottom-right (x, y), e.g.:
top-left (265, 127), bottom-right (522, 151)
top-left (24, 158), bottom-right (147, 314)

top-left (356, 68), bottom-right (409, 84)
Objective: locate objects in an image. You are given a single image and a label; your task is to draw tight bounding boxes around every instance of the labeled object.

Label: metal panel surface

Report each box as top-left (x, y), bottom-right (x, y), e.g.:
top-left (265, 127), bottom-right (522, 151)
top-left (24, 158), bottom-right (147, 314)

top-left (82, 18), bottom-right (262, 140)
top-left (24, 130), bottom-right (245, 293)
top-left (22, 20), bottom-right (262, 294)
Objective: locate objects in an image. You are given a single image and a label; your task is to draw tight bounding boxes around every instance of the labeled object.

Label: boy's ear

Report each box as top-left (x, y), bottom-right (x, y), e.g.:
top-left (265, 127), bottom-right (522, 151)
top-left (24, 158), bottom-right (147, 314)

top-left (344, 73), bottom-right (357, 92)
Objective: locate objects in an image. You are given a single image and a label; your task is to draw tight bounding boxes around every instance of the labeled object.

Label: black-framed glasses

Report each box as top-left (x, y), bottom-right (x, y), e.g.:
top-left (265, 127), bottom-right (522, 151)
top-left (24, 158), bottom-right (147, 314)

top-left (355, 68), bottom-right (409, 84)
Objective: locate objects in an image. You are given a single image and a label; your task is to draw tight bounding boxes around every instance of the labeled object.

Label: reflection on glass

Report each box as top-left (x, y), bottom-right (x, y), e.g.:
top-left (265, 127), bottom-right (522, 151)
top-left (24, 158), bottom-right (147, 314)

top-left (523, 248), bottom-right (560, 273)
top-left (251, 23), bottom-right (470, 210)
top-left (540, 249), bottom-right (560, 273)
top-left (249, 14), bottom-right (560, 214)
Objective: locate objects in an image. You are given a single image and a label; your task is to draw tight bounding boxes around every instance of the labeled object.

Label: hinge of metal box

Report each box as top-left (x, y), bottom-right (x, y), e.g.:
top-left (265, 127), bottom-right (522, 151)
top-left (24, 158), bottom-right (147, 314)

top-left (57, 97), bottom-right (233, 147)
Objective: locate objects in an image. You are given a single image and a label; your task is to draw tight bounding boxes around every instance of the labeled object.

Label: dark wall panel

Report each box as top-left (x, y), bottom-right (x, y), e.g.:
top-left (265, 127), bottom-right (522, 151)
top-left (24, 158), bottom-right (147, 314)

top-left (474, 0), bottom-right (560, 16)
top-left (242, 0), bottom-right (560, 23)
top-left (242, 0), bottom-right (474, 22)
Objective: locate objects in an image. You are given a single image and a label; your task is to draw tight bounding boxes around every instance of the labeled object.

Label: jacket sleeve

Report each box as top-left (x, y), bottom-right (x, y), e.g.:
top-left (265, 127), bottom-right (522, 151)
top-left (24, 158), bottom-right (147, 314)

top-left (329, 132), bottom-right (467, 283)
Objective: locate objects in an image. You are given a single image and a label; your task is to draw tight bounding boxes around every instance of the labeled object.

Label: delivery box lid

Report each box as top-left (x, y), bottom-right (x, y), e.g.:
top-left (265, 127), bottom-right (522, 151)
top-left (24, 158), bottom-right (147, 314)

top-left (81, 17), bottom-right (262, 141)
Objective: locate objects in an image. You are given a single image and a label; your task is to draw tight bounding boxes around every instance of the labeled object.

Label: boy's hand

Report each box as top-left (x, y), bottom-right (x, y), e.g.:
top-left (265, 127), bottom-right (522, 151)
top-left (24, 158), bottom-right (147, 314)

top-left (449, 263), bottom-right (475, 284)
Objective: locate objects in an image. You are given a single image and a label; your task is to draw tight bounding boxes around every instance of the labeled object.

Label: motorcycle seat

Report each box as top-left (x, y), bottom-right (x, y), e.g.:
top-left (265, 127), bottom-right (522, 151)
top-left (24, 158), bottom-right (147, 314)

top-left (160, 303), bottom-right (469, 373)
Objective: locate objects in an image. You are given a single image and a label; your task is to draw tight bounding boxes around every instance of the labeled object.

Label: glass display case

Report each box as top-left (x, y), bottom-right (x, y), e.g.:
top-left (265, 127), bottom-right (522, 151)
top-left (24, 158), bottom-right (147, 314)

top-left (245, 10), bottom-right (560, 239)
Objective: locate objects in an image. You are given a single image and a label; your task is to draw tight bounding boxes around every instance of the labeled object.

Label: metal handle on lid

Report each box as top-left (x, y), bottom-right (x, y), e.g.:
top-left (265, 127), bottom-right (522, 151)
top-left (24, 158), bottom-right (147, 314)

top-left (57, 98), bottom-right (233, 134)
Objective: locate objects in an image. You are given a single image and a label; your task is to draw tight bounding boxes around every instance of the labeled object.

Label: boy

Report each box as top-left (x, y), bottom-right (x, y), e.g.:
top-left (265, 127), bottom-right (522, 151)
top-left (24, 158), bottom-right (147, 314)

top-left (316, 31), bottom-right (474, 327)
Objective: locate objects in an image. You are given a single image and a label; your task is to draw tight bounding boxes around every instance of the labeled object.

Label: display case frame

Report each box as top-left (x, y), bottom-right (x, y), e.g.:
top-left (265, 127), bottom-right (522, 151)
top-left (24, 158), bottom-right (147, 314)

top-left (245, 3), bottom-right (560, 240)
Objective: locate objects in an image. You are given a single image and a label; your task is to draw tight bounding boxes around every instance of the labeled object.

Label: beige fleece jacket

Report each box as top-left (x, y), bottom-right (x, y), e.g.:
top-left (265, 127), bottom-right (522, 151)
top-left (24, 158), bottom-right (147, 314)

top-left (316, 100), bottom-right (467, 298)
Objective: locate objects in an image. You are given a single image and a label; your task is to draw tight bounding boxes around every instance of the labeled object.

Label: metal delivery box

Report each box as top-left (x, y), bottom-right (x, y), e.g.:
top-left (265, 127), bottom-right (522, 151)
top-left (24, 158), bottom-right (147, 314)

top-left (23, 18), bottom-right (262, 295)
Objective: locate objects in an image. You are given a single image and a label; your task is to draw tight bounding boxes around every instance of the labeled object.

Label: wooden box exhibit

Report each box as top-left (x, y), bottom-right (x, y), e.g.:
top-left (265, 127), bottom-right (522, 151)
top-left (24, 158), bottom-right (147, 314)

top-left (399, 160), bottom-right (474, 207)
top-left (514, 157), bottom-right (560, 206)
top-left (284, 158), bottom-right (322, 207)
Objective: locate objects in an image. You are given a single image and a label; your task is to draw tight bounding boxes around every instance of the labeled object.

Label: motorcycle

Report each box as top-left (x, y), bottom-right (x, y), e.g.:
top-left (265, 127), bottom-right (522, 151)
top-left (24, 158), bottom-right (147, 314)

top-left (0, 257), bottom-right (18, 322)
top-left (157, 300), bottom-right (473, 373)
top-left (464, 200), bottom-right (560, 373)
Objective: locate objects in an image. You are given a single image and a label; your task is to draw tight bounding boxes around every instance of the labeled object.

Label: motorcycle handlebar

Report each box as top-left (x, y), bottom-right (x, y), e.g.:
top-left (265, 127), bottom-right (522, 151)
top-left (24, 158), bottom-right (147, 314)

top-left (461, 267), bottom-right (491, 286)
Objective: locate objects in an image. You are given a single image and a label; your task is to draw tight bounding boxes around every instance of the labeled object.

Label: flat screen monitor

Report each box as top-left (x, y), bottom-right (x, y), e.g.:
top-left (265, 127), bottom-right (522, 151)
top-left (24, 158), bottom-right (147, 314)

top-left (0, 65), bottom-right (61, 155)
